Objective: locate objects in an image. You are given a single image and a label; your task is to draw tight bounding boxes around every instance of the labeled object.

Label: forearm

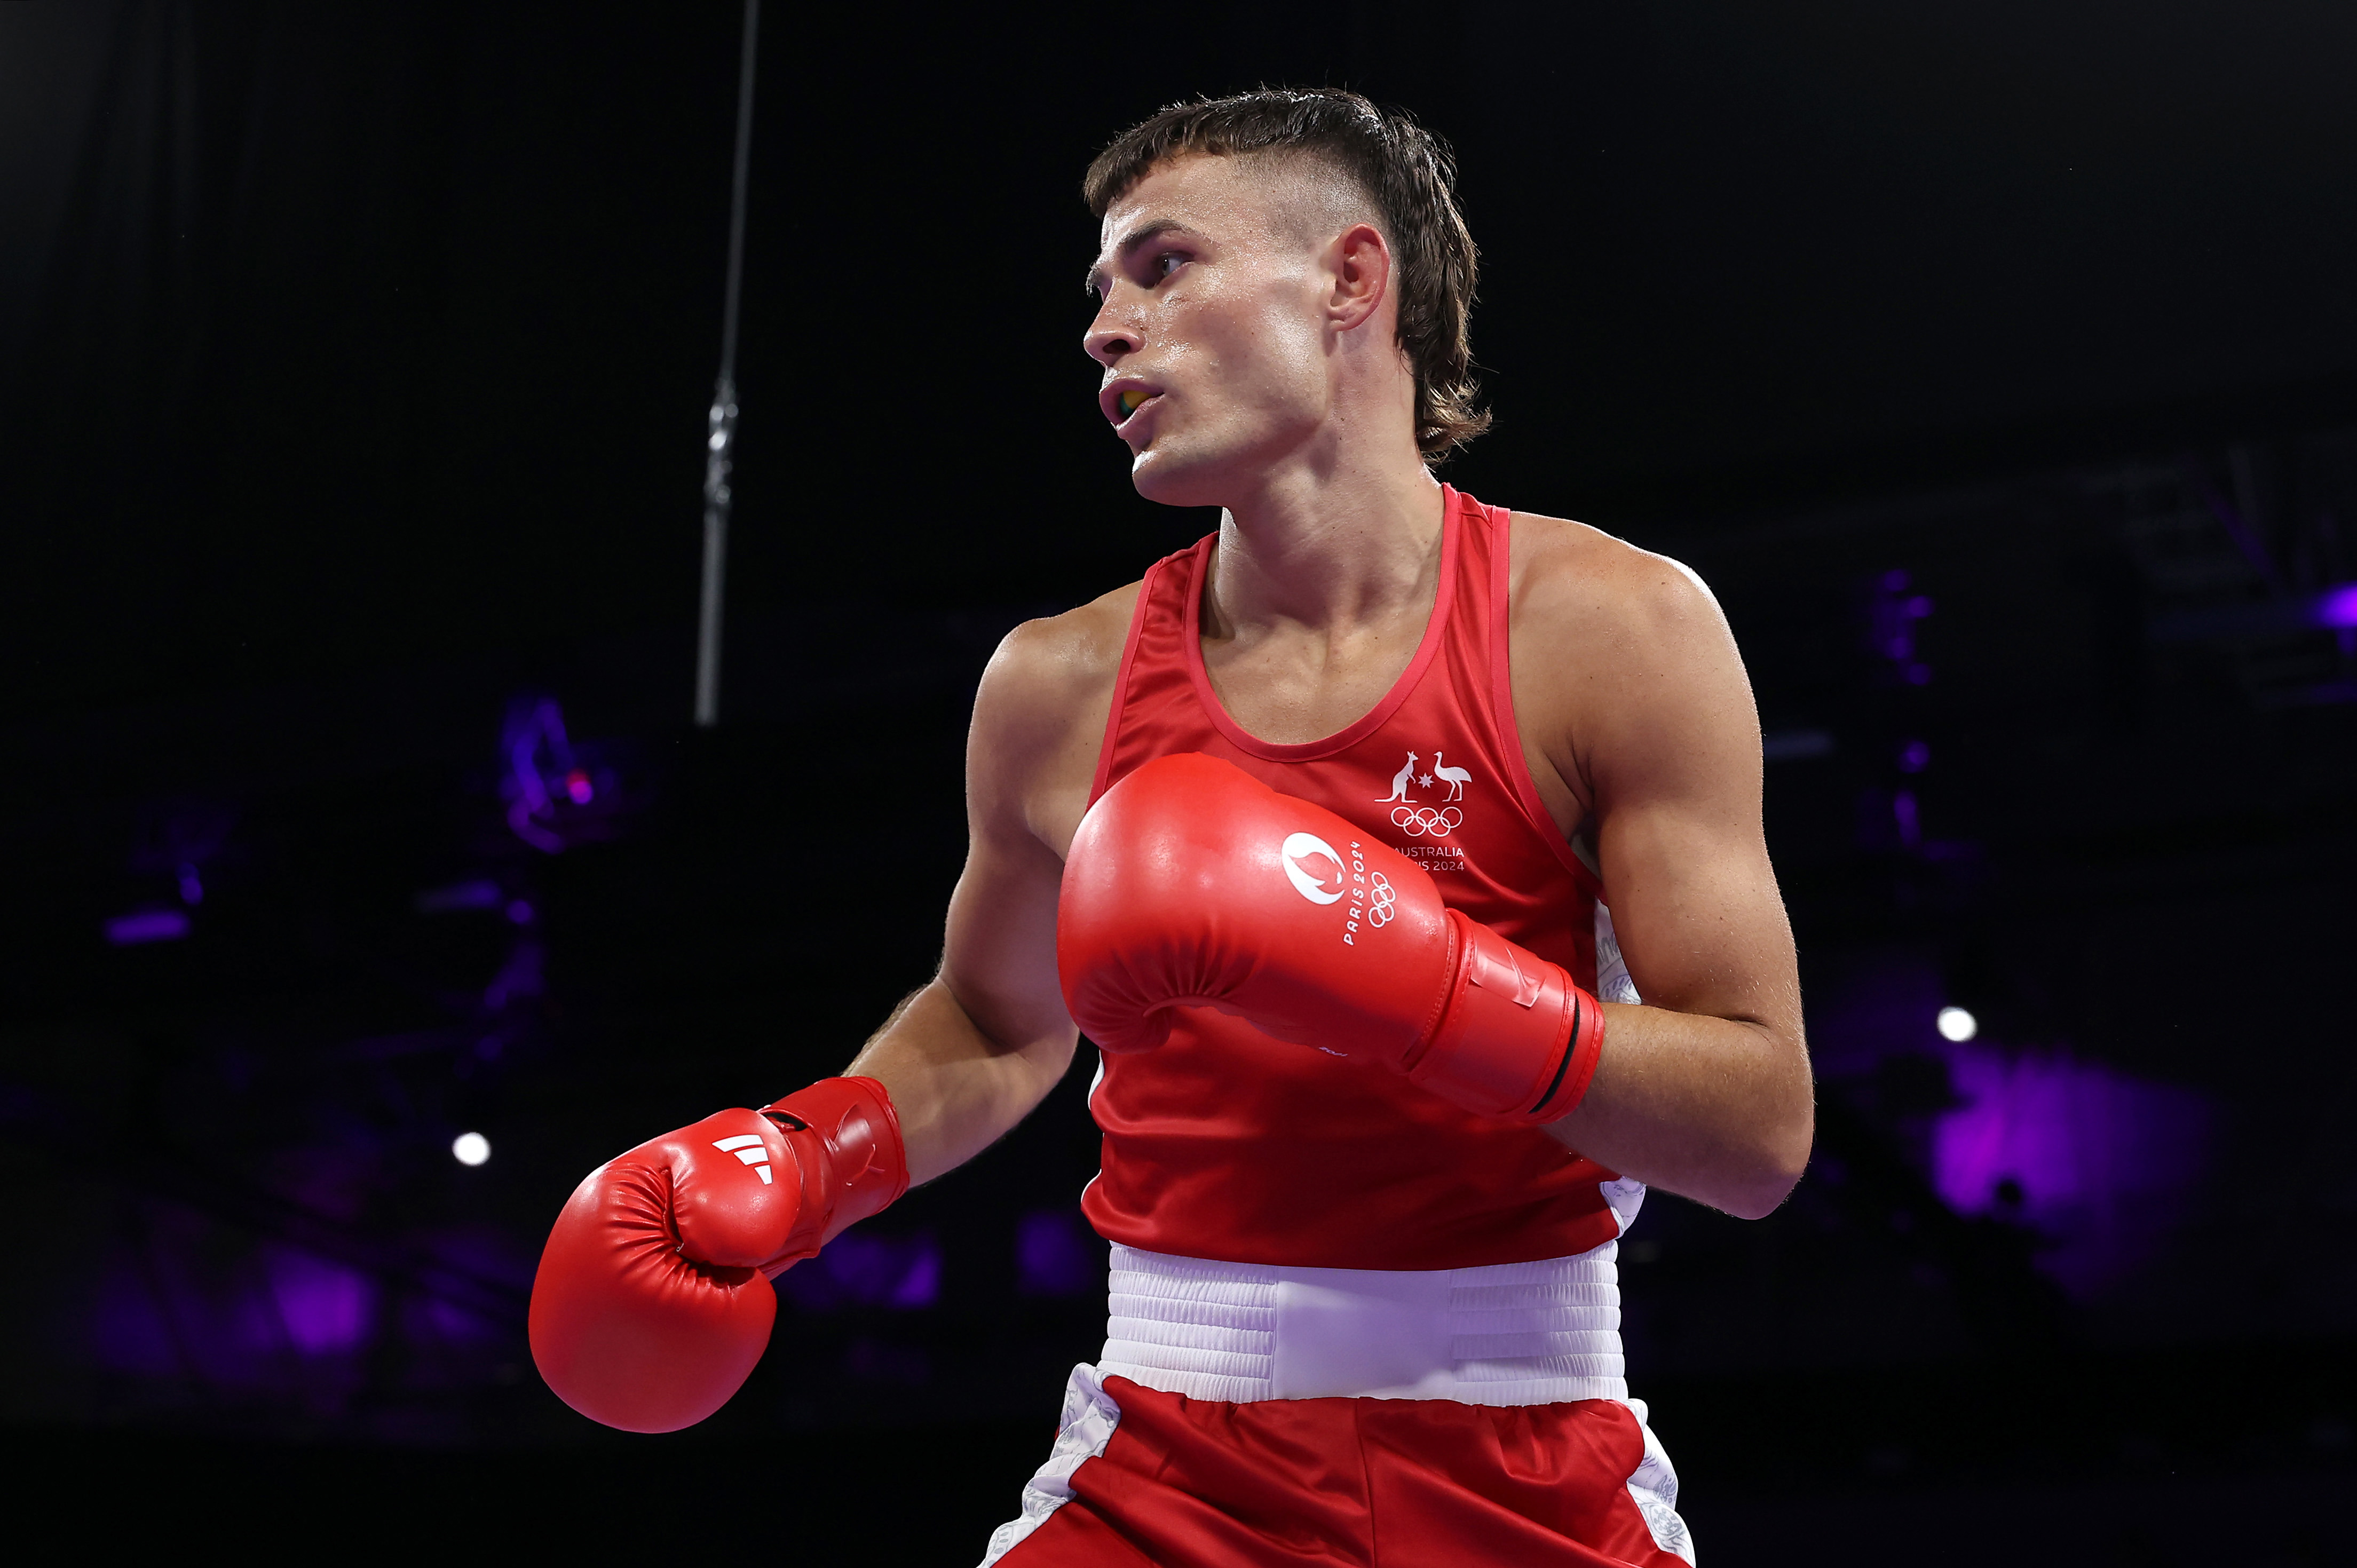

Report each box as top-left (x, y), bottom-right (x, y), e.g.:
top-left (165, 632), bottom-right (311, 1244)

top-left (1544, 1001), bottom-right (1813, 1219)
top-left (843, 977), bottom-right (1078, 1187)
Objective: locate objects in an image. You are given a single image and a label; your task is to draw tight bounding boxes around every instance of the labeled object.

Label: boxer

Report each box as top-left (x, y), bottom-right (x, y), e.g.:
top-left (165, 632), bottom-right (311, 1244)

top-left (532, 88), bottom-right (1809, 1565)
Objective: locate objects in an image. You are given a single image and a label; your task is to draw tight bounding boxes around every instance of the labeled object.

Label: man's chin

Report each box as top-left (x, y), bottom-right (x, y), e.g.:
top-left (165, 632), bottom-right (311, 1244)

top-left (1128, 442), bottom-right (1235, 510)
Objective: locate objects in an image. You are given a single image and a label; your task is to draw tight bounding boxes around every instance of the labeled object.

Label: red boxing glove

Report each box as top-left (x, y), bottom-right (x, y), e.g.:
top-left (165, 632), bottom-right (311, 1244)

top-left (527, 1076), bottom-right (907, 1433)
top-left (1058, 753), bottom-right (1605, 1124)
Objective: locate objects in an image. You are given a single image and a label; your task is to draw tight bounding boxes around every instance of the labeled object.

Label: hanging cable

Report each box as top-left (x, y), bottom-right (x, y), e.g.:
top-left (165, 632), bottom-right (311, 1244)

top-left (695, 0), bottom-right (760, 728)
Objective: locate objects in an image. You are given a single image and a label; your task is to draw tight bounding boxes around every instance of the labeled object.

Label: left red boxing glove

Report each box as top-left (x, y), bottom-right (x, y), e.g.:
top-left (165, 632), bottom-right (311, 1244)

top-left (1058, 753), bottom-right (1605, 1124)
top-left (527, 1076), bottom-right (906, 1433)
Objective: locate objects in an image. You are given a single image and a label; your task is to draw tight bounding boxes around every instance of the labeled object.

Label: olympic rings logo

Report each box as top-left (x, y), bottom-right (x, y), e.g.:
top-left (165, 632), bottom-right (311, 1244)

top-left (1390, 805), bottom-right (1464, 838)
top-left (1365, 873), bottom-right (1399, 926)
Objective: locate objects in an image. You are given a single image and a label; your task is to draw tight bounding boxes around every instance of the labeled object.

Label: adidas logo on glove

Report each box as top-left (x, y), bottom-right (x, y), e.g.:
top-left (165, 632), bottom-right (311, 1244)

top-left (710, 1133), bottom-right (773, 1184)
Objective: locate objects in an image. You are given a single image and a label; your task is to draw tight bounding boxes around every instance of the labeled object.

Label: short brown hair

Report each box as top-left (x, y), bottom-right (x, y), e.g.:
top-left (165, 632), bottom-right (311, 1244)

top-left (1083, 88), bottom-right (1489, 465)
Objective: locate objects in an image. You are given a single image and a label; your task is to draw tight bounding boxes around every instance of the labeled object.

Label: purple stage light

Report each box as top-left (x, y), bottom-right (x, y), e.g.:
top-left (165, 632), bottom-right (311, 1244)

top-left (779, 1231), bottom-right (942, 1311)
top-left (503, 698), bottom-right (576, 852)
top-left (415, 879), bottom-right (502, 914)
top-left (130, 803), bottom-right (233, 897)
top-left (1016, 1208), bottom-right (1102, 1297)
top-left (265, 1248), bottom-right (375, 1355)
top-left (1931, 1041), bottom-right (2212, 1298)
top-left (1865, 571), bottom-right (1936, 680)
top-left (2315, 583), bottom-right (2357, 628)
top-left (408, 1228), bottom-right (532, 1344)
top-left (1897, 740), bottom-right (1931, 773)
top-left (500, 698), bottom-right (618, 852)
top-left (105, 910), bottom-right (189, 945)
top-left (417, 1293), bottom-right (496, 1344)
top-left (889, 1245), bottom-right (940, 1308)
top-left (481, 939), bottom-right (543, 1011)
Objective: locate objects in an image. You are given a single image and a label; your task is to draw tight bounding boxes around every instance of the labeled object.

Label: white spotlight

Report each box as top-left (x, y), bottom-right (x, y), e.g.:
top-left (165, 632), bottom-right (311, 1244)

top-left (1936, 1006), bottom-right (1978, 1042)
top-left (452, 1131), bottom-right (492, 1167)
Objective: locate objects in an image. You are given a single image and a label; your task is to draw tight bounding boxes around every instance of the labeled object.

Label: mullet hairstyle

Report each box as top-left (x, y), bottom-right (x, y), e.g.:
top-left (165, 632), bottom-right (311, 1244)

top-left (1083, 88), bottom-right (1490, 465)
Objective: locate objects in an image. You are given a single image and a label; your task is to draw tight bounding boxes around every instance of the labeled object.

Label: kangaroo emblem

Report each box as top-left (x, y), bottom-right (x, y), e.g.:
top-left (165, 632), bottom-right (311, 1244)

top-left (1378, 751), bottom-right (1420, 804)
top-left (1430, 751), bottom-right (1472, 802)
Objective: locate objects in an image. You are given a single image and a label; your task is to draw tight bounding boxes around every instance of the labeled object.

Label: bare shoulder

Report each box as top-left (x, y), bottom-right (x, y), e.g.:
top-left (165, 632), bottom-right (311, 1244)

top-left (977, 581), bottom-right (1139, 732)
top-left (970, 581), bottom-right (1143, 851)
top-left (1507, 510), bottom-right (1733, 658)
top-left (1506, 511), bottom-right (1757, 809)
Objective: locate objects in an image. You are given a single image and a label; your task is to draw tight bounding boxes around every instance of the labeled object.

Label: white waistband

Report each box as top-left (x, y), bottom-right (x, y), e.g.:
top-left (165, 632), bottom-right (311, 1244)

top-left (1098, 1241), bottom-right (1626, 1407)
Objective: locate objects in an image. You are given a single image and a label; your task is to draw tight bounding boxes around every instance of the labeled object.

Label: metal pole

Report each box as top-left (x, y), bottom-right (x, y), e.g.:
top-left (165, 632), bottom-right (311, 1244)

top-left (696, 0), bottom-right (760, 728)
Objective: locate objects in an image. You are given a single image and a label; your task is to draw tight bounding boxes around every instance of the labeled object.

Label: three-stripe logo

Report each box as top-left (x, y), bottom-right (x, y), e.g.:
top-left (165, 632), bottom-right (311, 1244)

top-left (710, 1132), bottom-right (774, 1184)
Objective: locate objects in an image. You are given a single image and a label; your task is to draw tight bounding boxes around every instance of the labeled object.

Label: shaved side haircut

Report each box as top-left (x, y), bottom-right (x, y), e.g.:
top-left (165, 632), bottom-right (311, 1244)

top-left (1085, 88), bottom-right (1490, 464)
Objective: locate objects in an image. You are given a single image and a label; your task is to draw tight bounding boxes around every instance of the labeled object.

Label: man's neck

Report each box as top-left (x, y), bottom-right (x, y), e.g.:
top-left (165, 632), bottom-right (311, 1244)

top-left (1204, 449), bottom-right (1447, 639)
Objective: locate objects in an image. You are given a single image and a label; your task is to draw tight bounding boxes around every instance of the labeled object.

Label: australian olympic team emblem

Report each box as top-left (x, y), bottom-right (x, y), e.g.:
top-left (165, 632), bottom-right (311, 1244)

top-left (1376, 747), bottom-right (1472, 837)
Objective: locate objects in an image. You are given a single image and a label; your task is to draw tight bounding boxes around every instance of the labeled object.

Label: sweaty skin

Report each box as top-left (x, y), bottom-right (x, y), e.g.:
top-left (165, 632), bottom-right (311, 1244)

top-left (848, 152), bottom-right (1810, 1221)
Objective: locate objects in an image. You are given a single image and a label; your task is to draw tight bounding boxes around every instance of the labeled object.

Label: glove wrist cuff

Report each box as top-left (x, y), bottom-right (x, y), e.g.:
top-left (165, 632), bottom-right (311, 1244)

top-left (1409, 910), bottom-right (1607, 1124)
top-left (758, 1075), bottom-right (909, 1271)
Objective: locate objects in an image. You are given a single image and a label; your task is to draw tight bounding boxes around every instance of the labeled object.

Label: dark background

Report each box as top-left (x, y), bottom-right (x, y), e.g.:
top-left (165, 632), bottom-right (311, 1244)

top-left (3, 3), bottom-right (2354, 1561)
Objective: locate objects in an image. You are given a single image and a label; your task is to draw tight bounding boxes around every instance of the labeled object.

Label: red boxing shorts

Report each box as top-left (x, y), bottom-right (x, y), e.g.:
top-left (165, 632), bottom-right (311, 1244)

top-left (982, 1365), bottom-right (1692, 1566)
top-left (980, 1241), bottom-right (1693, 1566)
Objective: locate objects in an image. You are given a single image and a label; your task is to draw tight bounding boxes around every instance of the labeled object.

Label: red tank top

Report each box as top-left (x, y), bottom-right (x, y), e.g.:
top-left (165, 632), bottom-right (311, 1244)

top-left (1082, 486), bottom-right (1625, 1270)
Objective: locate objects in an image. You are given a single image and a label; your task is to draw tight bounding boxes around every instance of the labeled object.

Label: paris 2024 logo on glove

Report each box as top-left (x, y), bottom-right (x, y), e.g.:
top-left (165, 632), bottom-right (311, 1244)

top-left (1278, 833), bottom-right (1397, 945)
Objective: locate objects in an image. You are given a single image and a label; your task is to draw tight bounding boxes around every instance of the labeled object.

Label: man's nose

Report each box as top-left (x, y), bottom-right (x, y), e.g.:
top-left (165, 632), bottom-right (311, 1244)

top-left (1083, 306), bottom-right (1141, 368)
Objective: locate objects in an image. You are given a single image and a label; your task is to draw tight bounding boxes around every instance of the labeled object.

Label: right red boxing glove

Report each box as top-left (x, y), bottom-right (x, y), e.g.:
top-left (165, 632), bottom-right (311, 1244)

top-left (527, 1076), bottom-right (906, 1433)
top-left (1058, 753), bottom-right (1605, 1125)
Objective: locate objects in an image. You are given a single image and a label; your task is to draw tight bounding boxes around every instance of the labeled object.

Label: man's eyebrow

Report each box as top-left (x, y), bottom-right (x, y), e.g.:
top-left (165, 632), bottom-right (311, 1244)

top-left (1083, 220), bottom-right (1204, 295)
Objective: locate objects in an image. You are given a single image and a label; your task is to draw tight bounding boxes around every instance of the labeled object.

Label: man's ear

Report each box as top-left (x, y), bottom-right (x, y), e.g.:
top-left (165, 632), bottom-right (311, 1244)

top-left (1327, 221), bottom-right (1392, 334)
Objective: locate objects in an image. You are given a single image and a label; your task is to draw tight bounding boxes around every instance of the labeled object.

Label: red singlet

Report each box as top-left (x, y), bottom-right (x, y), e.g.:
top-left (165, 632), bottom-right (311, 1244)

top-left (1083, 485), bottom-right (1625, 1270)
